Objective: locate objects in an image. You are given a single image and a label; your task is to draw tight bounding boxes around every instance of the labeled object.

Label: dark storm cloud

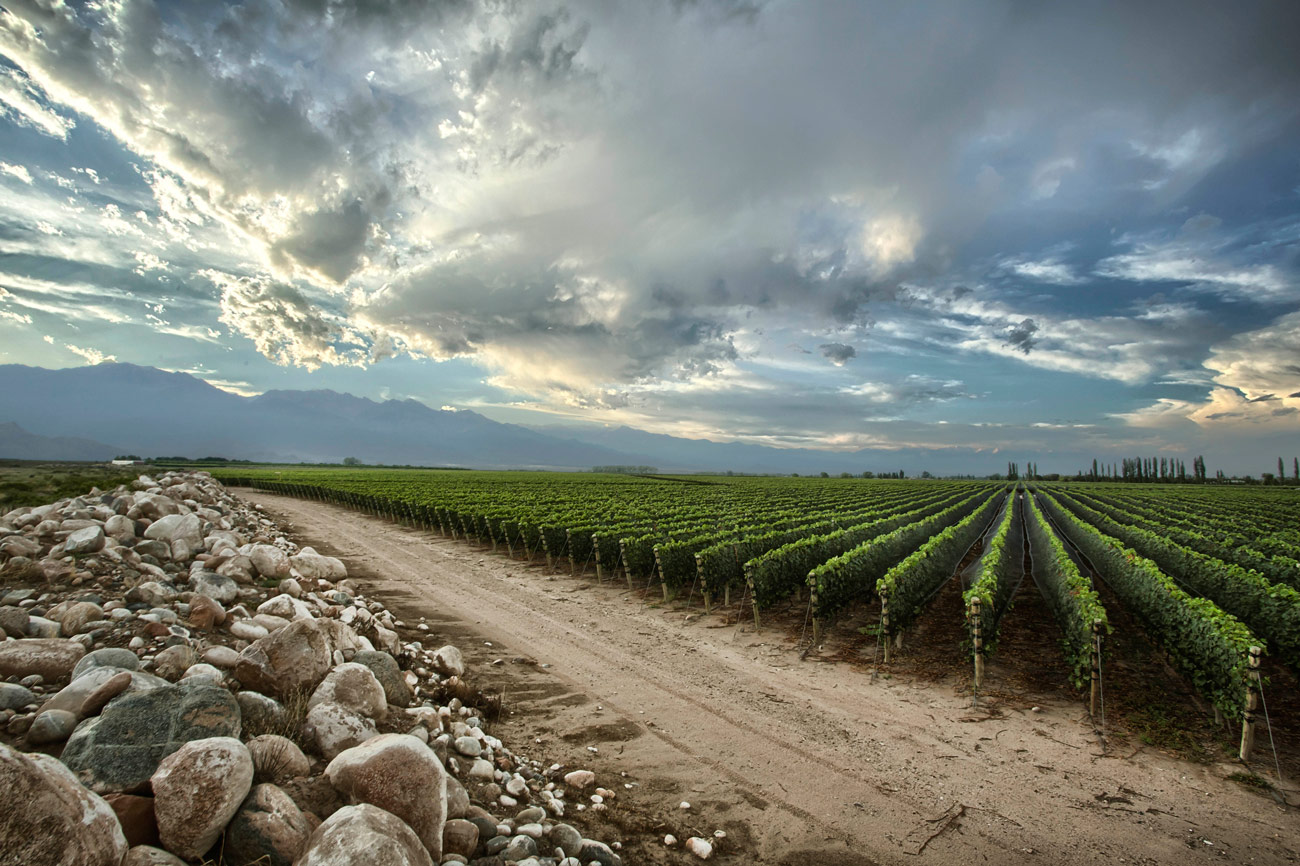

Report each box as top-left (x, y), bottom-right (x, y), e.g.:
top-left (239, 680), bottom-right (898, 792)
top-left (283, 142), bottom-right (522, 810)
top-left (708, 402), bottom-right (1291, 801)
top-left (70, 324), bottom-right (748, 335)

top-left (1002, 318), bottom-right (1039, 354)
top-left (819, 342), bottom-right (856, 366)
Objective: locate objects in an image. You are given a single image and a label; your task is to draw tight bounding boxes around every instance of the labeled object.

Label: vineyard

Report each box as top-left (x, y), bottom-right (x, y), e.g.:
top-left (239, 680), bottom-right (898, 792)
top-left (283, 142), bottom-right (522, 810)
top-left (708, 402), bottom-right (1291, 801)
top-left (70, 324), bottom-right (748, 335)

top-left (216, 468), bottom-right (1299, 771)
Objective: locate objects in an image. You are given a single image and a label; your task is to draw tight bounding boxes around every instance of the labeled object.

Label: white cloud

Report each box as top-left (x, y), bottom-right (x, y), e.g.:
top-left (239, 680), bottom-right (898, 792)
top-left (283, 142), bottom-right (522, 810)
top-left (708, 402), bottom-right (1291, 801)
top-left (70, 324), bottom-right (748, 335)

top-left (0, 67), bottom-right (74, 139)
top-left (861, 215), bottom-right (922, 274)
top-left (1114, 311), bottom-right (1300, 432)
top-left (896, 285), bottom-right (1215, 386)
top-left (206, 269), bottom-right (370, 371)
top-left (1000, 255), bottom-right (1083, 285)
top-left (1097, 236), bottom-right (1294, 302)
top-left (133, 251), bottom-right (169, 273)
top-left (0, 162), bottom-right (33, 184)
top-left (1204, 309), bottom-right (1300, 399)
top-left (201, 378), bottom-right (261, 397)
top-left (64, 343), bottom-right (116, 365)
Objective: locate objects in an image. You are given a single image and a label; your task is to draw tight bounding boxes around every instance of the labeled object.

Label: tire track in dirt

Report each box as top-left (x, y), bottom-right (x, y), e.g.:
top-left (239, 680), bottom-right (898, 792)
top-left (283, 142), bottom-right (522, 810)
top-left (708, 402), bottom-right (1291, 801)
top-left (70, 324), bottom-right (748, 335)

top-left (251, 493), bottom-right (914, 856)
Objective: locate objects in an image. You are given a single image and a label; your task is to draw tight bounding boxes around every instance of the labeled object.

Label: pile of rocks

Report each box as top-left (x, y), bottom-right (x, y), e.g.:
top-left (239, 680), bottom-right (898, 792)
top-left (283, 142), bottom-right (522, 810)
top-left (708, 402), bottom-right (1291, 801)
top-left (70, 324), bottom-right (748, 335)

top-left (0, 472), bottom-right (624, 866)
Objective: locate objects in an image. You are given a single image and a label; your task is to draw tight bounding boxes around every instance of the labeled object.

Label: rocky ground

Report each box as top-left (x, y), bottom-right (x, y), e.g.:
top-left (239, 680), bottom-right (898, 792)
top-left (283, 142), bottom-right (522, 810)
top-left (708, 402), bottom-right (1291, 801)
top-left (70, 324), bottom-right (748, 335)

top-left (0, 471), bottom-right (661, 866)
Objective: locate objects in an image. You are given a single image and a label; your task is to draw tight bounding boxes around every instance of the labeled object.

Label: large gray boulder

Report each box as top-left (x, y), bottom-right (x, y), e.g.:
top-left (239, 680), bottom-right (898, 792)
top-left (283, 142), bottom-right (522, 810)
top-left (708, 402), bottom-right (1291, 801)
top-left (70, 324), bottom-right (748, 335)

top-left (290, 552), bottom-right (347, 581)
top-left (247, 734), bottom-right (311, 784)
top-left (134, 493), bottom-right (179, 519)
top-left (189, 572), bottom-right (238, 605)
top-left (325, 734), bottom-right (448, 861)
top-left (352, 650), bottom-right (413, 707)
top-left (296, 804), bottom-right (433, 866)
top-left (65, 524), bottom-right (106, 554)
top-left (430, 645), bottom-right (465, 678)
top-left (0, 638), bottom-right (86, 680)
top-left (0, 682), bottom-right (37, 711)
top-left (61, 601), bottom-right (105, 635)
top-left (72, 647), bottom-right (141, 680)
top-left (223, 783), bottom-right (313, 866)
top-left (308, 663), bottom-right (387, 719)
top-left (151, 737), bottom-right (253, 861)
top-left (39, 666), bottom-right (168, 718)
top-left (304, 702), bottom-right (378, 760)
top-left (0, 605), bottom-right (30, 635)
top-left (234, 617), bottom-right (364, 698)
top-left (143, 514), bottom-right (203, 550)
top-left (0, 742), bottom-right (128, 866)
top-left (61, 683), bottom-right (242, 794)
top-left (248, 544), bottom-right (290, 579)
top-left (104, 514), bottom-right (136, 542)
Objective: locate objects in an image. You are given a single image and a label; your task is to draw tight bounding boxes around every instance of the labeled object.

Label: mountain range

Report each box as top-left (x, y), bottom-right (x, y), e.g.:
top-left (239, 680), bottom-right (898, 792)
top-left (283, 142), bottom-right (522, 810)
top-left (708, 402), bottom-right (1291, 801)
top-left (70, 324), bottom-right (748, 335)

top-left (0, 363), bottom-right (1010, 474)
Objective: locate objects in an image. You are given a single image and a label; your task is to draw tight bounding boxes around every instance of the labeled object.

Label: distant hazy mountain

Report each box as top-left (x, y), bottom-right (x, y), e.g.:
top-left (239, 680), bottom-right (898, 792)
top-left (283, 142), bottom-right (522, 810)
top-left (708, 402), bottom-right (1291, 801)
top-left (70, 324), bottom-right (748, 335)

top-left (0, 363), bottom-right (662, 469)
top-left (0, 421), bottom-right (120, 461)
top-left (0, 363), bottom-right (1023, 474)
top-left (528, 423), bottom-right (1004, 476)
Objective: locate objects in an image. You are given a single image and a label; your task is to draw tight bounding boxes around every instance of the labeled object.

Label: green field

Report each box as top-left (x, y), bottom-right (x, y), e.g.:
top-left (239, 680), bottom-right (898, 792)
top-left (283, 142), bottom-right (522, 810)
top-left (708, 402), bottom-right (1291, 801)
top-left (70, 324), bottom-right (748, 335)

top-left (211, 468), bottom-right (1298, 723)
top-left (0, 461), bottom-right (146, 513)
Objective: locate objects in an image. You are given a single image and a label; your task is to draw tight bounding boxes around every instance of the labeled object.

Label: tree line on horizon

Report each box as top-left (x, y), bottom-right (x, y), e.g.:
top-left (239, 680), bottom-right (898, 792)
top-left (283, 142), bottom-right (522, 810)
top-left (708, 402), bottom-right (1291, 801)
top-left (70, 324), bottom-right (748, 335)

top-left (1004, 454), bottom-right (1300, 484)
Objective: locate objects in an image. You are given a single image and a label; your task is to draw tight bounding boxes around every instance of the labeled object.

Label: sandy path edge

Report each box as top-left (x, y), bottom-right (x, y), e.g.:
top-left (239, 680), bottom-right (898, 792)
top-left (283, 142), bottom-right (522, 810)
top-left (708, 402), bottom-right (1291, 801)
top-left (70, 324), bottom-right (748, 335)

top-left (239, 489), bottom-right (1299, 866)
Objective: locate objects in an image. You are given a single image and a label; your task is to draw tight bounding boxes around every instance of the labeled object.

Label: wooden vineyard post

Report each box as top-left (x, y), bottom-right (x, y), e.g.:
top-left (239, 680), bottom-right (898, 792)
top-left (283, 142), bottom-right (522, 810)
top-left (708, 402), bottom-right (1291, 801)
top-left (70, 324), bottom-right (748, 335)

top-left (1240, 645), bottom-right (1263, 761)
top-left (881, 592), bottom-right (891, 664)
top-left (1090, 620), bottom-right (1102, 720)
top-left (698, 554), bottom-right (711, 613)
top-left (727, 541), bottom-right (739, 609)
top-left (654, 549), bottom-right (669, 602)
top-left (619, 540), bottom-right (634, 590)
top-left (971, 596), bottom-right (984, 689)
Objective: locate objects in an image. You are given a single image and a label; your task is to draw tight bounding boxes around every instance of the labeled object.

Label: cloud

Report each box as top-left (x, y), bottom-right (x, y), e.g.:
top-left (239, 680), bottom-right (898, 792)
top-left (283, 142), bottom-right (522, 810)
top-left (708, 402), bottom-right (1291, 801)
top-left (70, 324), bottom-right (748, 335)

top-left (64, 343), bottom-right (116, 365)
top-left (133, 251), bottom-right (168, 274)
top-left (1, 0), bottom-right (1298, 448)
top-left (818, 342), bottom-right (856, 366)
top-left (1204, 309), bottom-right (1300, 399)
top-left (0, 66), bottom-right (74, 139)
top-left (895, 285), bottom-right (1218, 386)
top-left (1114, 310), bottom-right (1300, 432)
top-left (1096, 228), bottom-right (1295, 303)
top-left (206, 270), bottom-right (370, 371)
top-left (0, 162), bottom-right (33, 184)
top-left (1001, 318), bottom-right (1038, 354)
top-left (840, 375), bottom-right (971, 407)
top-left (999, 255), bottom-right (1082, 286)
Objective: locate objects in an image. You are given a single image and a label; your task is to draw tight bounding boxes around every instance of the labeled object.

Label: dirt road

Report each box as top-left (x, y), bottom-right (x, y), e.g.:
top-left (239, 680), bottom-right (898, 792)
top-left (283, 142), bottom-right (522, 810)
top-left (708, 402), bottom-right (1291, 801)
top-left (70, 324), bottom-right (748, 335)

top-left (240, 490), bottom-right (1298, 866)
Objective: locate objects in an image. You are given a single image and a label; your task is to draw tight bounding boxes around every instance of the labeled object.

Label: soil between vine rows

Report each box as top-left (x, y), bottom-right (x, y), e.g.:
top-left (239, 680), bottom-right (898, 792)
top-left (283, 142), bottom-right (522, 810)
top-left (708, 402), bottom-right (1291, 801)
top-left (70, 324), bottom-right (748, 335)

top-left (240, 489), bottom-right (1300, 866)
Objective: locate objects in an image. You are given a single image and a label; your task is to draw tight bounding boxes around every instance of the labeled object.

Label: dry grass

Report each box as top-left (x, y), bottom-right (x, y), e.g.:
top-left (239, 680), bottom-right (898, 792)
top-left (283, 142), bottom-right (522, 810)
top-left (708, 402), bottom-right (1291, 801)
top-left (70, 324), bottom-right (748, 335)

top-left (240, 685), bottom-right (313, 749)
top-left (251, 735), bottom-right (301, 784)
top-left (429, 678), bottom-right (504, 724)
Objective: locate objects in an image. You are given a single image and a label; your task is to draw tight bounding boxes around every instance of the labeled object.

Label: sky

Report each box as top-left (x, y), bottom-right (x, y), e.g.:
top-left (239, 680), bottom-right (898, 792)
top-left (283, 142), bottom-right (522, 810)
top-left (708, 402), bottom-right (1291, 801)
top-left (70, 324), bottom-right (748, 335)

top-left (0, 0), bottom-right (1298, 473)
